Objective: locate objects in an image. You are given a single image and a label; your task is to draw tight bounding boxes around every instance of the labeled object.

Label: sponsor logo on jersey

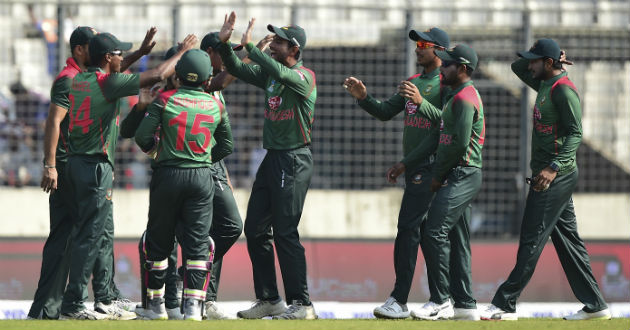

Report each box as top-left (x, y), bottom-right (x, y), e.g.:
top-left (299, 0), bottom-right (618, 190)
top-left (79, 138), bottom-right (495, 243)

top-left (405, 100), bottom-right (418, 115)
top-left (439, 133), bottom-right (452, 145)
top-left (264, 108), bottom-right (294, 121)
top-left (404, 116), bottom-right (432, 129)
top-left (533, 106), bottom-right (542, 121)
top-left (422, 84), bottom-right (434, 96)
top-left (268, 96), bottom-right (282, 110)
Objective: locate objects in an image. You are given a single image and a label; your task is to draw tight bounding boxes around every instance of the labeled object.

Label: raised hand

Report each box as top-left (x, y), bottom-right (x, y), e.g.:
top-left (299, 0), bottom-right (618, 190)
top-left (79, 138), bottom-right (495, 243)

top-left (219, 11), bottom-right (237, 43)
top-left (241, 17), bottom-right (256, 46)
top-left (343, 77), bottom-right (367, 101)
top-left (256, 34), bottom-right (274, 51)
top-left (559, 50), bottom-right (573, 66)
top-left (178, 34), bottom-right (198, 52)
top-left (139, 27), bottom-right (158, 55)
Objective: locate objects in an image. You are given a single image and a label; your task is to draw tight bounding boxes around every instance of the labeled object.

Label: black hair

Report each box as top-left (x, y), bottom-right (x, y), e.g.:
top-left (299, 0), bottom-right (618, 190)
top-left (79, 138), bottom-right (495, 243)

top-left (544, 57), bottom-right (563, 70)
top-left (90, 53), bottom-right (105, 68)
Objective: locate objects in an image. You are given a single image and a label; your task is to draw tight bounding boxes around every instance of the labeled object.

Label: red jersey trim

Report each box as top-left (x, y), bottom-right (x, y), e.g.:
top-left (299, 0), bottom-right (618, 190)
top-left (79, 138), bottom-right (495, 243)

top-left (55, 57), bottom-right (81, 82)
top-left (299, 66), bottom-right (317, 98)
top-left (95, 71), bottom-right (113, 103)
top-left (551, 76), bottom-right (578, 96)
top-left (407, 73), bottom-right (422, 81)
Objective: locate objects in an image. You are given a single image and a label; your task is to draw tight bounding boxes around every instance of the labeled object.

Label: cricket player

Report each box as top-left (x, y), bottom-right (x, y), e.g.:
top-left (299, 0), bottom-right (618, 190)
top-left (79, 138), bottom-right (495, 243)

top-left (59, 30), bottom-right (197, 320)
top-left (343, 27), bottom-right (455, 319)
top-left (134, 49), bottom-right (229, 321)
top-left (217, 12), bottom-right (317, 319)
top-left (390, 44), bottom-right (485, 320)
top-left (35, 26), bottom-right (155, 320)
top-left (481, 38), bottom-right (610, 321)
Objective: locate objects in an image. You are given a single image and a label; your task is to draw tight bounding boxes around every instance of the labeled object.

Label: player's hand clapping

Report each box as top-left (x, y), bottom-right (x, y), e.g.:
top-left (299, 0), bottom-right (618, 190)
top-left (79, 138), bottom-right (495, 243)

top-left (178, 34), bottom-right (198, 52)
top-left (257, 34), bottom-right (274, 51)
top-left (219, 11), bottom-right (237, 43)
top-left (241, 17), bottom-right (256, 46)
top-left (343, 77), bottom-right (367, 101)
top-left (138, 27), bottom-right (158, 56)
top-left (398, 81), bottom-right (423, 105)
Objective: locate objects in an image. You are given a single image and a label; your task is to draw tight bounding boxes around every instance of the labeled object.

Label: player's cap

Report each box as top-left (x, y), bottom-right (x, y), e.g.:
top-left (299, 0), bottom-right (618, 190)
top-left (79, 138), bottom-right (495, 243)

top-left (89, 32), bottom-right (133, 57)
top-left (69, 26), bottom-right (97, 49)
top-left (435, 44), bottom-right (478, 70)
top-left (201, 32), bottom-right (243, 51)
top-left (267, 24), bottom-right (306, 50)
top-left (164, 46), bottom-right (178, 61)
top-left (409, 27), bottom-right (450, 49)
top-left (517, 38), bottom-right (561, 60)
top-left (175, 49), bottom-right (211, 85)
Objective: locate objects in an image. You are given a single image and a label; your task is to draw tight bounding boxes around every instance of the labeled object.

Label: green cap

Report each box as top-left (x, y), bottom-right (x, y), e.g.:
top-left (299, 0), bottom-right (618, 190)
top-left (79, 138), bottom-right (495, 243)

top-left (89, 32), bottom-right (133, 57)
top-left (409, 27), bottom-right (450, 48)
top-left (518, 38), bottom-right (561, 60)
top-left (164, 46), bottom-right (178, 61)
top-left (267, 24), bottom-right (306, 49)
top-left (201, 32), bottom-right (243, 51)
top-left (175, 49), bottom-right (211, 85)
top-left (69, 26), bottom-right (97, 49)
top-left (435, 44), bottom-right (478, 70)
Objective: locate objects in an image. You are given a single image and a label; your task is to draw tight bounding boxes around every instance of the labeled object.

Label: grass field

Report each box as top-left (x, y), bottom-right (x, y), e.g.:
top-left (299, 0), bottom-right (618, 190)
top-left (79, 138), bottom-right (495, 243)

top-left (1, 319), bottom-right (629, 330)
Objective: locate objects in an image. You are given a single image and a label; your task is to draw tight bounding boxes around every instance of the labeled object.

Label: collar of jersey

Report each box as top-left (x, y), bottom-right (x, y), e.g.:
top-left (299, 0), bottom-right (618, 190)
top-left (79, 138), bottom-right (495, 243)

top-left (178, 85), bottom-right (205, 92)
top-left (449, 80), bottom-right (474, 96)
top-left (421, 67), bottom-right (440, 79)
top-left (541, 71), bottom-right (567, 87)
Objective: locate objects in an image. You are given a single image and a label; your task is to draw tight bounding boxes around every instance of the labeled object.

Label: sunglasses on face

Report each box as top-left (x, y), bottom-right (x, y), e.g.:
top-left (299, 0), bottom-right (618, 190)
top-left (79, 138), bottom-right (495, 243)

top-left (109, 50), bottom-right (123, 56)
top-left (416, 41), bottom-right (436, 49)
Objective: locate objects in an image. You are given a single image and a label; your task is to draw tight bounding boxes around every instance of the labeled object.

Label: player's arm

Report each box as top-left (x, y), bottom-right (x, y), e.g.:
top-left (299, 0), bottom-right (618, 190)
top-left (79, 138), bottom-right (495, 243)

top-left (245, 43), bottom-right (315, 98)
top-left (136, 34), bottom-right (198, 89)
top-left (120, 88), bottom-right (155, 138)
top-left (511, 58), bottom-right (541, 91)
top-left (342, 77), bottom-right (404, 121)
top-left (134, 99), bottom-right (163, 154)
top-left (40, 77), bottom-right (71, 193)
top-left (216, 41), bottom-right (267, 89)
top-left (211, 110), bottom-right (233, 163)
top-left (120, 27), bottom-right (157, 72)
top-left (398, 80), bottom-right (442, 123)
top-left (432, 100), bottom-right (475, 182)
top-left (207, 35), bottom-right (272, 92)
top-left (549, 84), bottom-right (582, 172)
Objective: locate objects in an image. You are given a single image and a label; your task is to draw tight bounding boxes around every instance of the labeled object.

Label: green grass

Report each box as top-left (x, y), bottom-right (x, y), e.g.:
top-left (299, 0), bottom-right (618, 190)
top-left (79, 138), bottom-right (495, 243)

top-left (1, 319), bottom-right (629, 330)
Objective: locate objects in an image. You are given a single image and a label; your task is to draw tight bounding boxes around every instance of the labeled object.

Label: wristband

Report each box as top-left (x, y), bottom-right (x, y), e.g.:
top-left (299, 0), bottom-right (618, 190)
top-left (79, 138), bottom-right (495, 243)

top-left (44, 164), bottom-right (56, 169)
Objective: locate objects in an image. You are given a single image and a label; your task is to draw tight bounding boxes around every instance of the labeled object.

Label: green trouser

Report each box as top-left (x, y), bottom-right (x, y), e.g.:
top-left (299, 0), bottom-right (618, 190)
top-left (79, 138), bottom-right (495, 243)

top-left (423, 166), bottom-right (481, 309)
top-left (28, 162), bottom-right (73, 319)
top-left (61, 156), bottom-right (113, 313)
top-left (92, 207), bottom-right (115, 304)
top-left (244, 147), bottom-right (313, 305)
top-left (390, 165), bottom-right (433, 305)
top-left (144, 167), bottom-right (213, 296)
top-left (491, 168), bottom-right (608, 313)
top-left (161, 161), bottom-right (243, 308)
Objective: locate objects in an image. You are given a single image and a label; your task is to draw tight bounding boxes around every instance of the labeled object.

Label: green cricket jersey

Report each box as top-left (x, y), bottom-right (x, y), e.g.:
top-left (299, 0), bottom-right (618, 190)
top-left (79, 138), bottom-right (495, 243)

top-left (407, 81), bottom-right (485, 181)
top-left (50, 57), bottom-right (83, 163)
top-left (512, 59), bottom-right (582, 176)
top-left (218, 41), bottom-right (316, 150)
top-left (67, 68), bottom-right (140, 165)
top-left (135, 86), bottom-right (229, 168)
top-left (358, 68), bottom-right (443, 169)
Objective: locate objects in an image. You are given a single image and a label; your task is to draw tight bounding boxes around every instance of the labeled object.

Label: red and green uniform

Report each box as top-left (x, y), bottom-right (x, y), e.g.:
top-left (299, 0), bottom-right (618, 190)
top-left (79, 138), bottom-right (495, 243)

top-left (135, 85), bottom-right (228, 302)
top-left (28, 57), bottom-right (77, 319)
top-left (355, 68), bottom-right (445, 304)
top-left (61, 69), bottom-right (139, 314)
top-left (491, 59), bottom-right (607, 314)
top-left (219, 41), bottom-right (316, 305)
top-left (415, 80), bottom-right (485, 309)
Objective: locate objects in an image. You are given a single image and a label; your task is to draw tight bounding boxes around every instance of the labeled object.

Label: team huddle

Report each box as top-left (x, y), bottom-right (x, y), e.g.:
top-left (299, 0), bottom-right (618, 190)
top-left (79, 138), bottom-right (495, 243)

top-left (30, 10), bottom-right (610, 321)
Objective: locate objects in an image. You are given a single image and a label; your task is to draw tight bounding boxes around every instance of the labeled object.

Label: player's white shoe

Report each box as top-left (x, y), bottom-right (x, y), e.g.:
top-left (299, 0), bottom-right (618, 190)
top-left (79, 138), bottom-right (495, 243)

top-left (112, 298), bottom-right (137, 312)
top-left (563, 308), bottom-right (611, 320)
top-left (373, 297), bottom-right (410, 319)
top-left (453, 307), bottom-right (480, 321)
top-left (166, 307), bottom-right (184, 320)
top-left (237, 299), bottom-right (287, 319)
top-left (183, 298), bottom-right (204, 321)
top-left (60, 308), bottom-right (108, 320)
top-left (204, 301), bottom-right (232, 319)
top-left (272, 301), bottom-right (317, 320)
top-left (411, 300), bottom-right (454, 320)
top-left (94, 301), bottom-right (137, 320)
top-left (480, 304), bottom-right (517, 321)
top-left (135, 298), bottom-right (168, 320)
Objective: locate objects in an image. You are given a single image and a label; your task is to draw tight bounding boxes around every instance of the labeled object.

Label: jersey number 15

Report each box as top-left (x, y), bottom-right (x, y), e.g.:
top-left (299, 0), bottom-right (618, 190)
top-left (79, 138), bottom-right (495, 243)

top-left (168, 111), bottom-right (215, 154)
